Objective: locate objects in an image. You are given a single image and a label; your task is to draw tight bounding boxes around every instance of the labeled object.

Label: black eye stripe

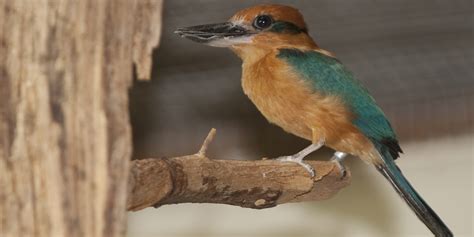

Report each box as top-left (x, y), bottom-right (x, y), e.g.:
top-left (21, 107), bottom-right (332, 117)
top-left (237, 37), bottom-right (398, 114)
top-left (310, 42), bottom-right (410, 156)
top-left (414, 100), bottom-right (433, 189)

top-left (253, 15), bottom-right (273, 30)
top-left (270, 21), bottom-right (307, 34)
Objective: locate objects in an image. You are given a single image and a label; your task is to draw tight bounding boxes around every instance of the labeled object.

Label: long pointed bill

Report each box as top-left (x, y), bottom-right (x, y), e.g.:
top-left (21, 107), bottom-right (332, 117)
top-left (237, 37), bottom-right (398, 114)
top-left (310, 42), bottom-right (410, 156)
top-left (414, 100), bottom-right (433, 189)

top-left (175, 22), bottom-right (254, 47)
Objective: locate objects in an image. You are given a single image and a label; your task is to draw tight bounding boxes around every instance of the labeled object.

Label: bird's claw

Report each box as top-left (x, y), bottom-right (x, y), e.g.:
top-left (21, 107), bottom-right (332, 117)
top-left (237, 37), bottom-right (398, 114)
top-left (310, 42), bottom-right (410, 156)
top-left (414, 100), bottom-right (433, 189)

top-left (276, 156), bottom-right (315, 177)
top-left (330, 152), bottom-right (348, 179)
top-left (331, 159), bottom-right (347, 178)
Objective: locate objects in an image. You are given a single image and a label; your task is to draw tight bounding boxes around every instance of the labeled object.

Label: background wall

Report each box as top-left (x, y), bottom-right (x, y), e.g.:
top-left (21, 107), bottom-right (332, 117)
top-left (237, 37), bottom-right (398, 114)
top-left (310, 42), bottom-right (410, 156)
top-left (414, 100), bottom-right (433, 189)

top-left (128, 0), bottom-right (473, 236)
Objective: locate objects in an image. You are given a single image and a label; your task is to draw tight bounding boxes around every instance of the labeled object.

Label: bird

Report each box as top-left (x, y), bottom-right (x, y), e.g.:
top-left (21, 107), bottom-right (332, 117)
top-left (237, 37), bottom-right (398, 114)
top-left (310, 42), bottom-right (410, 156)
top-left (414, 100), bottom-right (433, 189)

top-left (175, 4), bottom-right (452, 236)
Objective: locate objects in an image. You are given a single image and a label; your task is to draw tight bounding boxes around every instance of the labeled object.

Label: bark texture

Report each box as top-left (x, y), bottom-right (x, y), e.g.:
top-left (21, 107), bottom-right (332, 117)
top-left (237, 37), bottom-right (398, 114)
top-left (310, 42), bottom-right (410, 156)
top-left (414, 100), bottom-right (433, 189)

top-left (128, 131), bottom-right (350, 211)
top-left (0, 1), bottom-right (162, 237)
top-left (128, 156), bottom-right (351, 211)
top-left (133, 0), bottom-right (164, 80)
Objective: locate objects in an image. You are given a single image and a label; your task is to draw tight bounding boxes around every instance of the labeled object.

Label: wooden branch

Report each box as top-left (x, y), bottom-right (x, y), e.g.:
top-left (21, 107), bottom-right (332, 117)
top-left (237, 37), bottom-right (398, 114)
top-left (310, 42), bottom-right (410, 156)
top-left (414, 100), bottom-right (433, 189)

top-left (128, 156), bottom-right (350, 211)
top-left (127, 130), bottom-right (351, 211)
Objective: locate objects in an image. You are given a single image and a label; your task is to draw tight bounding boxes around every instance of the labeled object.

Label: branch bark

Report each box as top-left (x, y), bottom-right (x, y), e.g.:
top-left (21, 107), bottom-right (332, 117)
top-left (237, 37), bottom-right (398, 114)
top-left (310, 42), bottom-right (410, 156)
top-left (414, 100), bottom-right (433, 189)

top-left (127, 130), bottom-right (351, 211)
top-left (128, 156), bottom-right (350, 211)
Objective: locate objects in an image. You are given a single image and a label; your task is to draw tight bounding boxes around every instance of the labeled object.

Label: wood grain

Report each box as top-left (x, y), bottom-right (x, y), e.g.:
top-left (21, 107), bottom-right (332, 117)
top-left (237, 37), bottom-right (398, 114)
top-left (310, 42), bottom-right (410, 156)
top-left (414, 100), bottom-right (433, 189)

top-left (0, 1), bottom-right (162, 237)
top-left (133, 0), bottom-right (164, 80)
top-left (128, 156), bottom-right (350, 211)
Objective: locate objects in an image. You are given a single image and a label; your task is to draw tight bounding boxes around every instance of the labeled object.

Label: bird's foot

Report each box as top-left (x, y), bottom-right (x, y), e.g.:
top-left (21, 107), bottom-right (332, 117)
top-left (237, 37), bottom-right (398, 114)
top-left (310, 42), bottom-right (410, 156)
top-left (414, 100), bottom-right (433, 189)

top-left (330, 151), bottom-right (348, 178)
top-left (276, 156), bottom-right (315, 177)
top-left (274, 143), bottom-right (324, 177)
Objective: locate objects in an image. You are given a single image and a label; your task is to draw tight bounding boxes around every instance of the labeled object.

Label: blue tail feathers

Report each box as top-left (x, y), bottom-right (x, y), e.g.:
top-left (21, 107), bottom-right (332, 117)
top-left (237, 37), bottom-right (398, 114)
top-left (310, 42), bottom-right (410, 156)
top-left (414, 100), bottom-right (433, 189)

top-left (376, 149), bottom-right (453, 237)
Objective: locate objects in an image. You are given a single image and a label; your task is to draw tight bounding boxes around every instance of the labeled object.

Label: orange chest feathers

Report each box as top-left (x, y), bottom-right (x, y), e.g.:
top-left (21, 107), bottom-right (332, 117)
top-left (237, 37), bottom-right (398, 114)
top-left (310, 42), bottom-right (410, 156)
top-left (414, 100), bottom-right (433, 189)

top-left (239, 50), bottom-right (377, 162)
top-left (242, 51), bottom-right (360, 146)
top-left (241, 52), bottom-right (317, 140)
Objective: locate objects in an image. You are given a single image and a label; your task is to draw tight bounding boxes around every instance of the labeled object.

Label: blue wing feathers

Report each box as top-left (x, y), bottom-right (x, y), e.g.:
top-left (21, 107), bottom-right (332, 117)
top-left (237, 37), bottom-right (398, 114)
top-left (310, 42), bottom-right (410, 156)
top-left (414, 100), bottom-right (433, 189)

top-left (277, 48), bottom-right (402, 159)
top-left (277, 49), bottom-right (454, 235)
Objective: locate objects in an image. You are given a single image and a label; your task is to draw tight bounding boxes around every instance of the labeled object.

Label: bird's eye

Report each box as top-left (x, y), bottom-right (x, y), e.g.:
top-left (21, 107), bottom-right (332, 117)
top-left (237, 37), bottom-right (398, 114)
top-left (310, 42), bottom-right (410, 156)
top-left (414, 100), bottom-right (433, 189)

top-left (253, 15), bottom-right (273, 29)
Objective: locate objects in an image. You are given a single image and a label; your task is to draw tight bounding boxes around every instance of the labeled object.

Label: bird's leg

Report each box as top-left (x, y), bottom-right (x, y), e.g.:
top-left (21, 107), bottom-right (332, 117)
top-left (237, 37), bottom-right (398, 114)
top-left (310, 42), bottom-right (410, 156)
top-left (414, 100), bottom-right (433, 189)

top-left (330, 151), bottom-right (348, 178)
top-left (276, 139), bottom-right (324, 177)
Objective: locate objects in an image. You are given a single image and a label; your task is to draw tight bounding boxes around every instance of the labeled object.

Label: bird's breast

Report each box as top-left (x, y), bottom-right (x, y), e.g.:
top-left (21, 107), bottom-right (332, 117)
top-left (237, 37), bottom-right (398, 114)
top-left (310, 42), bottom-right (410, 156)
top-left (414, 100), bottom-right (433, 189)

top-left (238, 50), bottom-right (380, 163)
top-left (241, 55), bottom-right (315, 140)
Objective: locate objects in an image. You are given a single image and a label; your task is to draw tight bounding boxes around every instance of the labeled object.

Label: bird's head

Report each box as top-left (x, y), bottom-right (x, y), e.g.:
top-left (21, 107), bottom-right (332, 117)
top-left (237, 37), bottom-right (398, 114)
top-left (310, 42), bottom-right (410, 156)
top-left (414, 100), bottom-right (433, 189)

top-left (175, 4), bottom-right (318, 57)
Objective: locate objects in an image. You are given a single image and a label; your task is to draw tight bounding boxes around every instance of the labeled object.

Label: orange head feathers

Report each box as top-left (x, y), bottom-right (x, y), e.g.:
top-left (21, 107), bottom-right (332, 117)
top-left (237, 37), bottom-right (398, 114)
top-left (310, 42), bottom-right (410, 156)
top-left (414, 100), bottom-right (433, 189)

top-left (175, 4), bottom-right (319, 55)
top-left (229, 4), bottom-right (307, 33)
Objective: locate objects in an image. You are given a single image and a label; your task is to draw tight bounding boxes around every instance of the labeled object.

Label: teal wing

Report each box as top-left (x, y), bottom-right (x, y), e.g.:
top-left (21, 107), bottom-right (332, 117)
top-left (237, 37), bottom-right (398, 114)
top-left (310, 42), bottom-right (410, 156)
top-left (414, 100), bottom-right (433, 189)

top-left (277, 48), bottom-right (402, 159)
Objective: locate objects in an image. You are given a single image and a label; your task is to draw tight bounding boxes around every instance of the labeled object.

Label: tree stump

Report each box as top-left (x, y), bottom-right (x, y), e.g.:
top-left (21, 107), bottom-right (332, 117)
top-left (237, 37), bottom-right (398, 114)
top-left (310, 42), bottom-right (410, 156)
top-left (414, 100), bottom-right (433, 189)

top-left (0, 1), bottom-right (163, 237)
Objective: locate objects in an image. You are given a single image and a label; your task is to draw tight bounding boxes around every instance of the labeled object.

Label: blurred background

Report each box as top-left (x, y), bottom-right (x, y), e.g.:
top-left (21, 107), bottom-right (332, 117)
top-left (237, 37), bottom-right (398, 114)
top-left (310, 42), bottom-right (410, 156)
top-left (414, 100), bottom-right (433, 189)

top-left (128, 0), bottom-right (473, 236)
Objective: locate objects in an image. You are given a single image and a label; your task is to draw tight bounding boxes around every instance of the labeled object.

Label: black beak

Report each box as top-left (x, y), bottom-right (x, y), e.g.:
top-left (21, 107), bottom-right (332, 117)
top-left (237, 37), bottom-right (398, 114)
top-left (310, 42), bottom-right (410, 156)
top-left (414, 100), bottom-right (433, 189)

top-left (175, 22), bottom-right (250, 44)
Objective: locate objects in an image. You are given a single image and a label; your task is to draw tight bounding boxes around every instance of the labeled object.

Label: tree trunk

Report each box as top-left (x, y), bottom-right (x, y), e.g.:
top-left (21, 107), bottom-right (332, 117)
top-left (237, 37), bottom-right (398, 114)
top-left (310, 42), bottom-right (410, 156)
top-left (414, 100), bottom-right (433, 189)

top-left (0, 1), bottom-right (162, 237)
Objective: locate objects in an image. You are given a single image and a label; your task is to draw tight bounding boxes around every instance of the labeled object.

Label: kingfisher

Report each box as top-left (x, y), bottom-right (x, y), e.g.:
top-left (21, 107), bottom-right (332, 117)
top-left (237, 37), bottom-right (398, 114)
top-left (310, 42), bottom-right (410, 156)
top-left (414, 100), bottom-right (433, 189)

top-left (175, 4), bottom-right (452, 236)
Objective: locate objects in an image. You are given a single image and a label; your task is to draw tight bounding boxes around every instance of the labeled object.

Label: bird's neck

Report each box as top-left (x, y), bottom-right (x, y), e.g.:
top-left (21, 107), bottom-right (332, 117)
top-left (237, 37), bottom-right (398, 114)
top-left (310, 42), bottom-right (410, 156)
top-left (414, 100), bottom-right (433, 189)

top-left (230, 33), bottom-right (319, 64)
